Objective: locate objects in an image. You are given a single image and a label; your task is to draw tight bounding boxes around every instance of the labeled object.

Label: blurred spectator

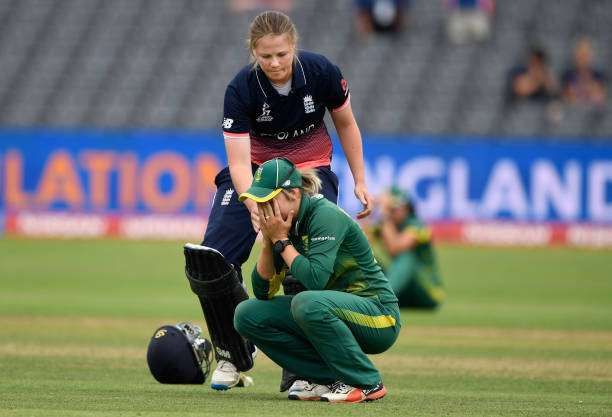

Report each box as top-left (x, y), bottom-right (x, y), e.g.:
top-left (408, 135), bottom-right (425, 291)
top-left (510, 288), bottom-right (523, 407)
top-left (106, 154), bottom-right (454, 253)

top-left (355, 0), bottom-right (407, 38)
top-left (561, 37), bottom-right (607, 106)
top-left (507, 47), bottom-right (558, 103)
top-left (229, 0), bottom-right (293, 13)
top-left (445, 0), bottom-right (495, 45)
top-left (366, 188), bottom-right (445, 309)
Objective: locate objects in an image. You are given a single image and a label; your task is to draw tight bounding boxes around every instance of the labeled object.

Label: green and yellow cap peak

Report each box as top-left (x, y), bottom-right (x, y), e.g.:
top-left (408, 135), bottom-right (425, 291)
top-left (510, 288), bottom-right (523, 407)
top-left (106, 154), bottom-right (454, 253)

top-left (239, 158), bottom-right (302, 203)
top-left (389, 186), bottom-right (411, 207)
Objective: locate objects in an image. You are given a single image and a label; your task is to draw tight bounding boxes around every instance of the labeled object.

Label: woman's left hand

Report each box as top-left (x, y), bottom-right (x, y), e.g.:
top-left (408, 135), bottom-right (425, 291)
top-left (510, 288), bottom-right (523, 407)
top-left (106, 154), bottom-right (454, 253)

top-left (354, 182), bottom-right (373, 219)
top-left (258, 199), bottom-right (294, 242)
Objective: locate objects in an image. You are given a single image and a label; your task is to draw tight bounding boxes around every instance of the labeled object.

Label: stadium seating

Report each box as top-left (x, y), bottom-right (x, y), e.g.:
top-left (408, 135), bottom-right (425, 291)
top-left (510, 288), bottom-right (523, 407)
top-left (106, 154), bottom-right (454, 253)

top-left (0, 0), bottom-right (610, 137)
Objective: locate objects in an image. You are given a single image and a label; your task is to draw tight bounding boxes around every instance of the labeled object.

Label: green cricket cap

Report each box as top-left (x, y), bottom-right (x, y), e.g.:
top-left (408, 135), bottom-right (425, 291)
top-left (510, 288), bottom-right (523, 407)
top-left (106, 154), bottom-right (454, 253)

top-left (239, 158), bottom-right (302, 203)
top-left (389, 186), bottom-right (411, 207)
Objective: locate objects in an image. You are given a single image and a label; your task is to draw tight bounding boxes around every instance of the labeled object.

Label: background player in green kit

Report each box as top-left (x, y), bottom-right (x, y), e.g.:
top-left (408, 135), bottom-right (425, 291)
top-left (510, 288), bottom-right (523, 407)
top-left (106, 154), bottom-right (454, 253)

top-left (369, 187), bottom-right (445, 309)
top-left (234, 158), bottom-right (400, 403)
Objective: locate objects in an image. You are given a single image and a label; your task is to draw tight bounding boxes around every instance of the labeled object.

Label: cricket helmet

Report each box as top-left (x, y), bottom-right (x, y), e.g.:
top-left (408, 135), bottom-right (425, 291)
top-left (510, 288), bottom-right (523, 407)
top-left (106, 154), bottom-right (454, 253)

top-left (146, 322), bottom-right (212, 384)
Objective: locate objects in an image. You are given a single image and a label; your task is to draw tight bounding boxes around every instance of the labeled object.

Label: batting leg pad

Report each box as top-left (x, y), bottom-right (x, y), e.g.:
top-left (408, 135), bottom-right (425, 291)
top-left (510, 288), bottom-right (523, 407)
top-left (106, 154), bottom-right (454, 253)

top-left (184, 243), bottom-right (254, 372)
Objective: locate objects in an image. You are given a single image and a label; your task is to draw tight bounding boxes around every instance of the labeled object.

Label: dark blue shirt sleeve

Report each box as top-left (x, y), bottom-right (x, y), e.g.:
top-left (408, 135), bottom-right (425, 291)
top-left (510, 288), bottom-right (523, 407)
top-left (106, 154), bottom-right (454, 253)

top-left (222, 84), bottom-right (250, 135)
top-left (321, 60), bottom-right (350, 111)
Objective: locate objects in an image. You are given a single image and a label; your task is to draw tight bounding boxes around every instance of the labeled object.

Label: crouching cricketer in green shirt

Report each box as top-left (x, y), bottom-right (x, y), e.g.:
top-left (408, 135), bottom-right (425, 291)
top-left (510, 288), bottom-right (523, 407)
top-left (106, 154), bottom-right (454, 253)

top-left (369, 187), bottom-right (445, 309)
top-left (234, 158), bottom-right (400, 403)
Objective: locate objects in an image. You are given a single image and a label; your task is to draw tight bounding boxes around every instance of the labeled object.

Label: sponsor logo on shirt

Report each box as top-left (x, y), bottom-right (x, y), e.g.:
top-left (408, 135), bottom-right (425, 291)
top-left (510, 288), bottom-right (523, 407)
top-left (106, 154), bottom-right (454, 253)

top-left (262, 123), bottom-right (316, 141)
top-left (221, 188), bottom-right (234, 206)
top-left (311, 236), bottom-right (336, 241)
top-left (303, 95), bottom-right (315, 114)
top-left (256, 102), bottom-right (273, 122)
top-left (222, 118), bottom-right (234, 129)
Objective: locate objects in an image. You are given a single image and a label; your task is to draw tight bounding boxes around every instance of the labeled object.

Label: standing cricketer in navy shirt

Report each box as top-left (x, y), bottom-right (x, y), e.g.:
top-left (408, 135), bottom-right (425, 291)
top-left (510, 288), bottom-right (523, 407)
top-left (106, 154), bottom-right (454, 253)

top-left (183, 10), bottom-right (374, 393)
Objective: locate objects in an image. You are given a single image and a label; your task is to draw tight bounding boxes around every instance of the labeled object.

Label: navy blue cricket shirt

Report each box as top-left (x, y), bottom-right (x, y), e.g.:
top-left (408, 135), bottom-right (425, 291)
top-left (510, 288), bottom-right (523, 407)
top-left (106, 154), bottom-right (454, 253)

top-left (221, 51), bottom-right (350, 168)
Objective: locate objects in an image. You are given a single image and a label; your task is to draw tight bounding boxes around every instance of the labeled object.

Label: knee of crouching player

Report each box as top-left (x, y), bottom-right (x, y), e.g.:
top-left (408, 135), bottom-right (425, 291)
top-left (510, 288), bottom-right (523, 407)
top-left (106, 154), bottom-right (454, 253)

top-left (290, 291), bottom-right (327, 326)
top-left (233, 299), bottom-right (260, 338)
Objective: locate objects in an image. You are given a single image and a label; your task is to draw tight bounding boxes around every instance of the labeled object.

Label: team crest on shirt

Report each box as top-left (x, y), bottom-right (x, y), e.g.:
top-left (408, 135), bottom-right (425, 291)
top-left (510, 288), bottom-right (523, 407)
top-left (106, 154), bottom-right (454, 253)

top-left (256, 102), bottom-right (273, 122)
top-left (303, 95), bottom-right (315, 114)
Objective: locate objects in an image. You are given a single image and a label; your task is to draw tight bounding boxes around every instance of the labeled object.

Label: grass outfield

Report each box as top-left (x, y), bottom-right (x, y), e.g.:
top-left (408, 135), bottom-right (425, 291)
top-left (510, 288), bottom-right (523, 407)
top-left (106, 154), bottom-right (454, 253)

top-left (0, 238), bottom-right (611, 417)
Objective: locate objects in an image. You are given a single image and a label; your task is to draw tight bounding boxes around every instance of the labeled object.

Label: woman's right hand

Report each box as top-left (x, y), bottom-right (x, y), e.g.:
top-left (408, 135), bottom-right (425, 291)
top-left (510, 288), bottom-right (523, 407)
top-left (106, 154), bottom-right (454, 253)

top-left (354, 182), bottom-right (373, 219)
top-left (244, 199), bottom-right (261, 232)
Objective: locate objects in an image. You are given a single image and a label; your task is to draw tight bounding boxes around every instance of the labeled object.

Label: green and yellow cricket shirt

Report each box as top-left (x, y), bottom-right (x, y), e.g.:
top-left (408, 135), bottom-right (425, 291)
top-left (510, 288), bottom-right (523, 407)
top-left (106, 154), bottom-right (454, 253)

top-left (252, 194), bottom-right (398, 305)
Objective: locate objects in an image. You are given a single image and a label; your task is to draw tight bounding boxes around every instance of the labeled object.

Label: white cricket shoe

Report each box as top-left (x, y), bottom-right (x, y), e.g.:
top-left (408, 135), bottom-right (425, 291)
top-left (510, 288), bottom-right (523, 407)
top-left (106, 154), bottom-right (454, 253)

top-left (210, 360), bottom-right (254, 390)
top-left (287, 380), bottom-right (331, 401)
top-left (320, 381), bottom-right (387, 403)
top-left (211, 360), bottom-right (240, 390)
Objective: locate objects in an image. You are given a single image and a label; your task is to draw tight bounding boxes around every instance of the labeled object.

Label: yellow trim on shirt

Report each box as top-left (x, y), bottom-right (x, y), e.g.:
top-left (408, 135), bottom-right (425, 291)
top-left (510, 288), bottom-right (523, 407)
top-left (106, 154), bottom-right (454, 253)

top-left (267, 269), bottom-right (286, 299)
top-left (405, 226), bottom-right (432, 244)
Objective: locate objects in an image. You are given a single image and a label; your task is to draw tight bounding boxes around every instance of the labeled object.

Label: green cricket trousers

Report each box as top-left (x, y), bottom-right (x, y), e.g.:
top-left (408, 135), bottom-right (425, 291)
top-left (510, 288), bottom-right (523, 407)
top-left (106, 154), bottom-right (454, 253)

top-left (234, 290), bottom-right (401, 388)
top-left (386, 252), bottom-right (445, 309)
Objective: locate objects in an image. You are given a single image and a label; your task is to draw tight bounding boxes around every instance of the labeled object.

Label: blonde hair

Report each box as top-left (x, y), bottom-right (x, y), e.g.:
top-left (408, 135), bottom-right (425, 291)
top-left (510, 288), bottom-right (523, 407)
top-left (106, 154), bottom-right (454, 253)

top-left (299, 168), bottom-right (322, 196)
top-left (247, 10), bottom-right (298, 62)
top-left (281, 168), bottom-right (322, 200)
